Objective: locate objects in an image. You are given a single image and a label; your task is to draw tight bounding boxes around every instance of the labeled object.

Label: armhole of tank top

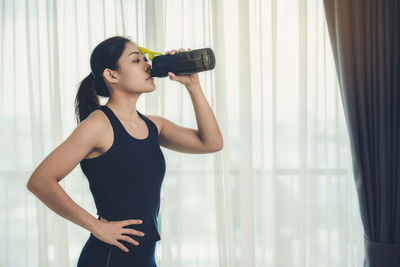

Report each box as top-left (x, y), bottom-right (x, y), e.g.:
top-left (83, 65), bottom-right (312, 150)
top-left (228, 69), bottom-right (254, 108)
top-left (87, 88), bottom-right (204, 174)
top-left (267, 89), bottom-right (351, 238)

top-left (141, 115), bottom-right (158, 137)
top-left (80, 107), bottom-right (116, 162)
top-left (137, 112), bottom-right (158, 139)
top-left (99, 107), bottom-right (118, 148)
top-left (147, 116), bottom-right (160, 139)
top-left (99, 107), bottom-right (115, 133)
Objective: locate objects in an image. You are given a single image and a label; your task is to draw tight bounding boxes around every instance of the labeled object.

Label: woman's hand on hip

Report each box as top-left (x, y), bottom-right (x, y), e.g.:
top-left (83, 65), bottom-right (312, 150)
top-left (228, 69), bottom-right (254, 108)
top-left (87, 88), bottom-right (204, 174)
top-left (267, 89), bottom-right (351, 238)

top-left (92, 217), bottom-right (145, 252)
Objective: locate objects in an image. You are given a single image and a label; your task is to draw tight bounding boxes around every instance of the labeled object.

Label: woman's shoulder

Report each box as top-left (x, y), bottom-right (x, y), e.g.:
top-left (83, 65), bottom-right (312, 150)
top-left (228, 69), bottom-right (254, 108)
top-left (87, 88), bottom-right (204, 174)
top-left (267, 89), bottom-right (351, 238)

top-left (78, 109), bottom-right (112, 137)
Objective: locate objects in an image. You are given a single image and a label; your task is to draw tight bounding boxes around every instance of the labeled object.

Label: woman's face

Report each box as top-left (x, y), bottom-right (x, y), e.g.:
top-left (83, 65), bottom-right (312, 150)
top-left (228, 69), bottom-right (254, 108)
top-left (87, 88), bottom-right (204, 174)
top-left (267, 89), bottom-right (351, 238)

top-left (113, 42), bottom-right (155, 93)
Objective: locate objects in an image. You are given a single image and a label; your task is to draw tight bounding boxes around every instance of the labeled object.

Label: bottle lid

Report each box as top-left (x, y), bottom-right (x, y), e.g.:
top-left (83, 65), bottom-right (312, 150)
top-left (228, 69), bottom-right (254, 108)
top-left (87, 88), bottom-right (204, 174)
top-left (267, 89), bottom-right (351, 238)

top-left (138, 46), bottom-right (162, 61)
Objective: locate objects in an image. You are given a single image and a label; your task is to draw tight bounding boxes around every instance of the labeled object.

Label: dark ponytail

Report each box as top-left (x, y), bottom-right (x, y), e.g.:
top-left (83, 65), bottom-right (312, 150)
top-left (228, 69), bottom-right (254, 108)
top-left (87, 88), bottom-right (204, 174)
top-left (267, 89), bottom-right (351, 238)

top-left (74, 35), bottom-right (134, 124)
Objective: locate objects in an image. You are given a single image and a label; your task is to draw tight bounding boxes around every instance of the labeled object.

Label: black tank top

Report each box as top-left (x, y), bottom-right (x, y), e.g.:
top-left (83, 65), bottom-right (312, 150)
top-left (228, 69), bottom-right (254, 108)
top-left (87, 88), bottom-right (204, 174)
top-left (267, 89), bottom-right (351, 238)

top-left (79, 105), bottom-right (166, 245)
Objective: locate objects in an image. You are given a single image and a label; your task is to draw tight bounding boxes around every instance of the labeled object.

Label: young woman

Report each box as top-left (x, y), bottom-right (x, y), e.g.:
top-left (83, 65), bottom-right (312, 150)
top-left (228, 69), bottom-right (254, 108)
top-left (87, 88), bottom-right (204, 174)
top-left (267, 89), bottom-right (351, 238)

top-left (26, 36), bottom-right (223, 266)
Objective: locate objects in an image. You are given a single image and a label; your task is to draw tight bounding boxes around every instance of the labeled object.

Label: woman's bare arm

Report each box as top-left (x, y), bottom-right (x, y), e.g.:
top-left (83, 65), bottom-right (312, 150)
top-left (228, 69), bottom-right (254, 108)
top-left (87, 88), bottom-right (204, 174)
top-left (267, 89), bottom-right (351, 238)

top-left (26, 110), bottom-right (107, 234)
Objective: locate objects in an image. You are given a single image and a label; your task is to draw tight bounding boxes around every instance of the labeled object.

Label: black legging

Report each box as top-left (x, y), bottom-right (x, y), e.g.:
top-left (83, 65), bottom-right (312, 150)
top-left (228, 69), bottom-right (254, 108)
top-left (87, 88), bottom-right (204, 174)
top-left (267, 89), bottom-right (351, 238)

top-left (77, 216), bottom-right (157, 267)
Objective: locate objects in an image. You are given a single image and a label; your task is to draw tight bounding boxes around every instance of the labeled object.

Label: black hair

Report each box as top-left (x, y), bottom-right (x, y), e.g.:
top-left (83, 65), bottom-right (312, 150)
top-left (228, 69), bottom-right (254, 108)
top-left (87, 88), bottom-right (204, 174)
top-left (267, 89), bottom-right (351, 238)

top-left (74, 36), bottom-right (134, 124)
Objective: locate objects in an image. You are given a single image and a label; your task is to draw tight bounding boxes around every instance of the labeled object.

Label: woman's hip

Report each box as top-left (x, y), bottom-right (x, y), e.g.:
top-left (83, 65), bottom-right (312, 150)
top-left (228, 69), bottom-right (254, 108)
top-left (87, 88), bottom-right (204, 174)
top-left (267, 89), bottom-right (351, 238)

top-left (78, 233), bottom-right (157, 267)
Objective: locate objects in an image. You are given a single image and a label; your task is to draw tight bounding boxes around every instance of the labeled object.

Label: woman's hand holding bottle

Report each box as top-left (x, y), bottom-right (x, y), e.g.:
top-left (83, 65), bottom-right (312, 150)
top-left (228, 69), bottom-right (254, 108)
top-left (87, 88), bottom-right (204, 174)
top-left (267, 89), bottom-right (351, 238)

top-left (165, 48), bottom-right (200, 90)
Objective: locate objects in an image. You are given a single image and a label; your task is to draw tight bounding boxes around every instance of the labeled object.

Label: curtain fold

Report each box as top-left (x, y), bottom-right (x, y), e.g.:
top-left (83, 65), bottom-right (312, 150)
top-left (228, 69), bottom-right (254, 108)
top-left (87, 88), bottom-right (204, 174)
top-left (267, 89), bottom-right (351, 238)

top-left (210, 0), bottom-right (235, 266)
top-left (323, 0), bottom-right (400, 266)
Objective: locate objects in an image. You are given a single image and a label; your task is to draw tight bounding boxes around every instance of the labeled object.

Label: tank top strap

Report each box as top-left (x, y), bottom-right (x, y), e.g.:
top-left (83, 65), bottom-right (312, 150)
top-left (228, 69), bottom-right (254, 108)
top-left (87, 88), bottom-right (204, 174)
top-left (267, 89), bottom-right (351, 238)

top-left (97, 105), bottom-right (126, 140)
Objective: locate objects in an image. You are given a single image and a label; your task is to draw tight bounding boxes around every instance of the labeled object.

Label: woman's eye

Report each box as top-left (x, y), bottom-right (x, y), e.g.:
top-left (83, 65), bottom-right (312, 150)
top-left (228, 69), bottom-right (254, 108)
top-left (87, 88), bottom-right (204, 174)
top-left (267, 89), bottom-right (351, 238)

top-left (133, 56), bottom-right (148, 63)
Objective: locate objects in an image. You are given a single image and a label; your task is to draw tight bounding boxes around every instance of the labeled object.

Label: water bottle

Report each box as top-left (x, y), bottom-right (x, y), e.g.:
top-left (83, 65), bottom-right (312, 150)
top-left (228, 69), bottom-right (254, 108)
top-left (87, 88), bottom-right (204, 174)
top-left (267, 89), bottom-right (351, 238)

top-left (139, 47), bottom-right (216, 78)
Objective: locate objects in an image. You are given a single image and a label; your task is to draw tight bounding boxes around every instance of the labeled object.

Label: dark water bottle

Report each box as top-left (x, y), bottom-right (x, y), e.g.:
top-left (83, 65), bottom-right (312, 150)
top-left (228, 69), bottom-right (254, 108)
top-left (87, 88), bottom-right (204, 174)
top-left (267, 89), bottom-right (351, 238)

top-left (149, 48), bottom-right (216, 78)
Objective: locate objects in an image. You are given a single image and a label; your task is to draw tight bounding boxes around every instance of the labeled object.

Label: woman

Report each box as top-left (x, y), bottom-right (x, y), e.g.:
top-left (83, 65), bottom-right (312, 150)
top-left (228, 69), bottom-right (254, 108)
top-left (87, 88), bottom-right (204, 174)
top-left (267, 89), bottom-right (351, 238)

top-left (26, 36), bottom-right (223, 266)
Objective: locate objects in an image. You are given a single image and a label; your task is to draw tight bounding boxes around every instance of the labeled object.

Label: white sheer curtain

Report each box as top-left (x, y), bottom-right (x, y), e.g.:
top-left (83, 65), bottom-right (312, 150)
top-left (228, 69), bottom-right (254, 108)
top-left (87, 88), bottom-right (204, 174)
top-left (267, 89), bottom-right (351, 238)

top-left (0, 0), bottom-right (365, 266)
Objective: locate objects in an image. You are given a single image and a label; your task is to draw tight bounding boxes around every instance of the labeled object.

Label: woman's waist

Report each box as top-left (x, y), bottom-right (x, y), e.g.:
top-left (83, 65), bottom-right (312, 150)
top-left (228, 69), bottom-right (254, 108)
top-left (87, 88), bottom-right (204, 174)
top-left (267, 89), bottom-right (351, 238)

top-left (97, 200), bottom-right (160, 219)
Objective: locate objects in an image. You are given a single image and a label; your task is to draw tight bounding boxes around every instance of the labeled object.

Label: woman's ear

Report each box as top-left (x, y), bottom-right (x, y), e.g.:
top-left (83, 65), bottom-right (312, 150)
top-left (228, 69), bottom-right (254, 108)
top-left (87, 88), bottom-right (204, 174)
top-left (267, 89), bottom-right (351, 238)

top-left (103, 69), bottom-right (119, 84)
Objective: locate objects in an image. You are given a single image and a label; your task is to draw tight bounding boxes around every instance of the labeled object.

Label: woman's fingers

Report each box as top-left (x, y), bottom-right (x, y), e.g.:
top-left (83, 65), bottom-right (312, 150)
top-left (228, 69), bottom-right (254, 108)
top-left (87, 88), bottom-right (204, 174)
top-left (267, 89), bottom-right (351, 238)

top-left (114, 241), bottom-right (130, 252)
top-left (121, 219), bottom-right (143, 226)
top-left (165, 50), bottom-right (176, 55)
top-left (165, 48), bottom-right (191, 55)
top-left (94, 218), bottom-right (145, 253)
top-left (121, 228), bottom-right (145, 237)
top-left (168, 72), bottom-right (176, 79)
top-left (120, 234), bottom-right (140, 246)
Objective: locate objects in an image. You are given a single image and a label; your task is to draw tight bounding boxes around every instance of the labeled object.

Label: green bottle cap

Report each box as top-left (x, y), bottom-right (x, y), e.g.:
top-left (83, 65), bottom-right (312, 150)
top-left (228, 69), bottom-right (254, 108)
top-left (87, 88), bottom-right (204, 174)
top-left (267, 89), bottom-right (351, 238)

top-left (138, 46), bottom-right (162, 61)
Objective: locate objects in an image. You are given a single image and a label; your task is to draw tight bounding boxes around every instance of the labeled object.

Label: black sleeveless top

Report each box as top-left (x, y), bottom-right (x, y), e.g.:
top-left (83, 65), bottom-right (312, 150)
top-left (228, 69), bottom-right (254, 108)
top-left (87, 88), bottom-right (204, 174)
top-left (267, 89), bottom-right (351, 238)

top-left (80, 105), bottom-right (166, 245)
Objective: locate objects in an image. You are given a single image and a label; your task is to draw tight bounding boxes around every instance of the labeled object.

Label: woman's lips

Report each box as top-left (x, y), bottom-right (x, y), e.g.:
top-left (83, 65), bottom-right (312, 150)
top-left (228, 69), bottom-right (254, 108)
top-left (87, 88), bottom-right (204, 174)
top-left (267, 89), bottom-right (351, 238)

top-left (146, 76), bottom-right (153, 80)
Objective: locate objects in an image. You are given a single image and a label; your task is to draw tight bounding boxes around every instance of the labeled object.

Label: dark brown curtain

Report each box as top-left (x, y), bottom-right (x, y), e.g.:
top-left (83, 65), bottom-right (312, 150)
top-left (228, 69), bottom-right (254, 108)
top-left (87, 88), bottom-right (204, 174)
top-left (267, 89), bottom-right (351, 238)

top-left (322, 0), bottom-right (400, 266)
